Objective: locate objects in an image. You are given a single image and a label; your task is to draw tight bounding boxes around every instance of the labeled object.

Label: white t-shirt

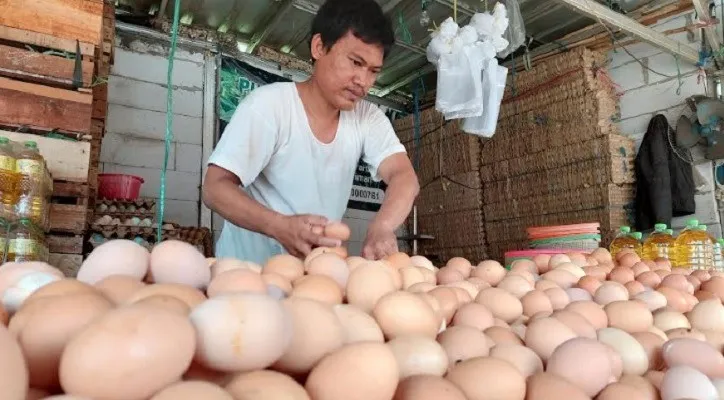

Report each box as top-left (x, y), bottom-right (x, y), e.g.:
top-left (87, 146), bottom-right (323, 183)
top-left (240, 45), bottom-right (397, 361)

top-left (208, 82), bottom-right (406, 265)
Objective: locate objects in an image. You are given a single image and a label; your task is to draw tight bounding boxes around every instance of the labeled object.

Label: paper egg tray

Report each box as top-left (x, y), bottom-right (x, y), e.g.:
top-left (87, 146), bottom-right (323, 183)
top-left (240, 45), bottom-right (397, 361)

top-left (416, 208), bottom-right (486, 250)
top-left (416, 171), bottom-right (482, 217)
top-left (96, 198), bottom-right (157, 209)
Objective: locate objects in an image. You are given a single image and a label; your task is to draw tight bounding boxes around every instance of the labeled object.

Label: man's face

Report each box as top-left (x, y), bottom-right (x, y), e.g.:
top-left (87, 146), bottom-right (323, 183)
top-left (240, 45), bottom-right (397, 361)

top-left (311, 31), bottom-right (384, 111)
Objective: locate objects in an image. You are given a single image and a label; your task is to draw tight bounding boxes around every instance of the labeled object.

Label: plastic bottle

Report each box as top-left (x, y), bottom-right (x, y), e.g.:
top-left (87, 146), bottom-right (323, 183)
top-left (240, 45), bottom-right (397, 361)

top-left (7, 218), bottom-right (41, 262)
top-left (714, 238), bottom-right (724, 272)
top-left (0, 137), bottom-right (19, 220)
top-left (673, 219), bottom-right (699, 268)
top-left (643, 223), bottom-right (675, 261)
top-left (631, 232), bottom-right (644, 257)
top-left (15, 142), bottom-right (47, 227)
top-left (610, 226), bottom-right (639, 259)
top-left (666, 229), bottom-right (675, 237)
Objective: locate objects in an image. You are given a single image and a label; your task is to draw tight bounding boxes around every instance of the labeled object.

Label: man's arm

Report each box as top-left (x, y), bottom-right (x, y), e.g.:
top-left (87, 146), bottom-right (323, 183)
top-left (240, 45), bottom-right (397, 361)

top-left (202, 165), bottom-right (340, 257)
top-left (362, 153), bottom-right (420, 259)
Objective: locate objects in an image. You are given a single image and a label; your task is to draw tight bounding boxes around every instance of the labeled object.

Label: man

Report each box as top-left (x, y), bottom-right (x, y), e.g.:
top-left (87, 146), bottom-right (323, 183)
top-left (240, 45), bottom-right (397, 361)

top-left (202, 0), bottom-right (420, 265)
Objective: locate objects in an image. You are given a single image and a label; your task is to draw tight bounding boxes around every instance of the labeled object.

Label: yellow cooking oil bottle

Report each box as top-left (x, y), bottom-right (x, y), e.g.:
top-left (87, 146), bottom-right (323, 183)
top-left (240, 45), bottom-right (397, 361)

top-left (7, 218), bottom-right (42, 262)
top-left (631, 232), bottom-right (643, 257)
top-left (15, 141), bottom-right (47, 227)
top-left (695, 224), bottom-right (716, 270)
top-left (674, 219), bottom-right (711, 269)
top-left (714, 238), bottom-right (724, 271)
top-left (610, 226), bottom-right (641, 259)
top-left (0, 137), bottom-right (19, 219)
top-left (643, 223), bottom-right (675, 261)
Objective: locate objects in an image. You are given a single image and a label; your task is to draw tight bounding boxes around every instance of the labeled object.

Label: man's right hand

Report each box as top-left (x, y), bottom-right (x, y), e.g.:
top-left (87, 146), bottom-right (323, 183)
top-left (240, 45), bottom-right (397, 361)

top-left (270, 214), bottom-right (343, 258)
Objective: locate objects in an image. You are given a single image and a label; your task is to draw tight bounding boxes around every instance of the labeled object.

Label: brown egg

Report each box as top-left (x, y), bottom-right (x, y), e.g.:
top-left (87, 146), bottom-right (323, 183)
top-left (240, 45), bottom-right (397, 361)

top-left (409, 255), bottom-right (435, 270)
top-left (584, 266), bottom-right (608, 280)
top-left (429, 287), bottom-right (460, 324)
top-left (654, 269), bottom-right (670, 280)
top-left (273, 297), bottom-right (344, 375)
top-left (418, 267), bottom-right (438, 285)
top-left (634, 291), bottom-right (668, 312)
top-left (10, 293), bottom-right (112, 391)
top-left (446, 357), bottom-right (526, 400)
top-left (305, 342), bottom-right (398, 400)
top-left (472, 260), bottom-right (506, 286)
top-left (566, 300), bottom-right (608, 329)
top-left (126, 283), bottom-right (206, 309)
top-left (526, 372), bottom-right (590, 400)
top-left (436, 267), bottom-right (464, 285)
top-left (661, 274), bottom-right (694, 294)
top-left (407, 282), bottom-right (435, 293)
top-left (636, 271), bottom-right (662, 288)
top-left (452, 302), bottom-right (495, 331)
top-left (307, 253), bottom-right (350, 289)
top-left (133, 294), bottom-right (190, 315)
top-left (93, 275), bottom-right (146, 305)
top-left (467, 276), bottom-right (491, 290)
top-left (631, 332), bottom-right (665, 370)
top-left (484, 326), bottom-right (524, 346)
top-left (262, 273), bottom-right (293, 294)
top-left (387, 336), bottom-right (448, 378)
top-left (535, 280), bottom-right (558, 291)
top-left (304, 247), bottom-right (337, 267)
top-left (207, 268), bottom-right (267, 297)
top-left (662, 337), bottom-right (724, 378)
top-left (591, 248), bottom-right (613, 263)
top-left (264, 254), bottom-right (305, 281)
top-left (291, 275), bottom-right (343, 305)
top-left (552, 309), bottom-right (596, 338)
top-left (657, 287), bottom-right (688, 313)
top-left (691, 269), bottom-right (712, 282)
top-left (386, 252), bottom-right (413, 269)
top-left (393, 375), bottom-right (466, 400)
top-left (689, 299), bottom-right (724, 332)
top-left (183, 361), bottom-right (232, 386)
top-left (346, 263), bottom-right (397, 312)
top-left (542, 269), bottom-right (578, 289)
top-left (597, 383), bottom-right (648, 400)
top-left (446, 280), bottom-right (480, 300)
top-left (510, 259), bottom-right (538, 275)
top-left (665, 327), bottom-right (705, 341)
top-left (333, 304), bottom-right (384, 344)
top-left (149, 240), bottom-right (210, 289)
top-left (475, 287), bottom-right (523, 323)
top-left (437, 326), bottom-right (492, 367)
top-left (60, 305), bottom-right (195, 398)
top-left (0, 304), bottom-right (7, 326)
top-left (521, 290), bottom-right (553, 317)
top-left (543, 287), bottom-right (570, 310)
top-left (77, 240), bottom-right (150, 284)
top-left (605, 300), bottom-right (653, 333)
top-left (373, 291), bottom-right (439, 340)
top-left (704, 329), bottom-right (724, 351)
top-left (151, 381), bottom-right (233, 400)
top-left (653, 310), bottom-right (691, 332)
top-left (566, 252), bottom-right (588, 267)
top-left (489, 344), bottom-right (543, 378)
top-left (498, 275), bottom-right (534, 298)
top-left (346, 256), bottom-right (368, 271)
top-left (577, 276), bottom-right (602, 295)
top-left (631, 262), bottom-right (650, 276)
top-left (695, 290), bottom-right (719, 302)
top-left (594, 281), bottom-right (629, 305)
top-left (0, 324), bottom-right (27, 399)
top-left (447, 257), bottom-right (473, 277)
top-left (524, 317), bottom-right (577, 362)
top-left (226, 370), bottom-right (309, 400)
top-left (547, 337), bottom-right (613, 397)
top-left (619, 253), bottom-right (641, 269)
top-left (609, 267), bottom-right (635, 285)
top-left (625, 281), bottom-right (646, 297)
top-left (324, 221), bottom-right (351, 241)
top-left (687, 275), bottom-right (702, 291)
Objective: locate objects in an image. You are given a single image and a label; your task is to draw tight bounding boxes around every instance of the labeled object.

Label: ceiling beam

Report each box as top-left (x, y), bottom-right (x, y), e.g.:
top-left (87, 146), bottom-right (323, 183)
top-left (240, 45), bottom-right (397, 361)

top-left (375, 64), bottom-right (435, 97)
top-left (691, 0), bottom-right (721, 60)
top-left (553, 0), bottom-right (699, 64)
top-left (247, 0), bottom-right (295, 54)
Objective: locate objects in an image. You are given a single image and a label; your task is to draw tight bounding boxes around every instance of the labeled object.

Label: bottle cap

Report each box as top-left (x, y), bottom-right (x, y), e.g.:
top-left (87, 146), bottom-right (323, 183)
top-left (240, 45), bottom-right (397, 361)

top-left (719, 238), bottom-right (724, 245)
top-left (697, 225), bottom-right (708, 231)
top-left (666, 229), bottom-right (674, 235)
top-left (23, 141), bottom-right (37, 149)
top-left (620, 226), bottom-right (631, 233)
top-left (632, 232), bottom-right (643, 240)
top-left (654, 223), bottom-right (667, 232)
top-left (687, 219), bottom-right (700, 227)
top-left (0, 137), bottom-right (9, 144)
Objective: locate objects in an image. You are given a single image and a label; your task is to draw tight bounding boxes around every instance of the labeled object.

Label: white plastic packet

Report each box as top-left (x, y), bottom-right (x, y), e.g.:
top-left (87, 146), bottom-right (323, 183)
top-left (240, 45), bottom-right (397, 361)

top-left (462, 58), bottom-right (509, 137)
top-left (437, 43), bottom-right (486, 119)
top-left (496, 0), bottom-right (525, 58)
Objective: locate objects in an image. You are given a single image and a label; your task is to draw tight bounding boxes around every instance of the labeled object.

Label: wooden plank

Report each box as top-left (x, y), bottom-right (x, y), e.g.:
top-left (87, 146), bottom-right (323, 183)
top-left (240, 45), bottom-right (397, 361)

top-left (47, 234), bottom-right (84, 254)
top-left (0, 130), bottom-right (90, 182)
top-left (0, 0), bottom-right (103, 46)
top-left (0, 78), bottom-right (92, 135)
top-left (49, 204), bottom-right (89, 234)
top-left (0, 26), bottom-right (95, 56)
top-left (0, 44), bottom-right (93, 88)
top-left (52, 181), bottom-right (90, 198)
top-left (48, 253), bottom-right (83, 277)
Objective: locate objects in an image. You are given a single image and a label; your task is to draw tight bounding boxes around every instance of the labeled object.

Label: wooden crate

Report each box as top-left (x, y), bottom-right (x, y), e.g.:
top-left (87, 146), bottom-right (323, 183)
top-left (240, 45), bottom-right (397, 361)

top-left (0, 0), bottom-right (104, 47)
top-left (47, 233), bottom-right (84, 254)
top-left (49, 204), bottom-right (90, 234)
top-left (0, 130), bottom-right (91, 182)
top-left (0, 44), bottom-right (94, 89)
top-left (0, 77), bottom-right (93, 136)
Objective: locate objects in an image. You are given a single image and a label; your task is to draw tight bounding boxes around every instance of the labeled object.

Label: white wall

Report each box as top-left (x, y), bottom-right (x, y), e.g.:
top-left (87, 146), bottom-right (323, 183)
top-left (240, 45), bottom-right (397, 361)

top-left (102, 33), bottom-right (207, 227)
top-left (609, 9), bottom-right (721, 237)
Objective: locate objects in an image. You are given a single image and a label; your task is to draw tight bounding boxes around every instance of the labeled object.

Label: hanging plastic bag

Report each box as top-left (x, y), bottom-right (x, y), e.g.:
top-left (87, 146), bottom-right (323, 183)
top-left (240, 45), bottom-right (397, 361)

top-left (435, 44), bottom-right (484, 119)
top-left (496, 0), bottom-right (525, 59)
top-left (462, 58), bottom-right (509, 138)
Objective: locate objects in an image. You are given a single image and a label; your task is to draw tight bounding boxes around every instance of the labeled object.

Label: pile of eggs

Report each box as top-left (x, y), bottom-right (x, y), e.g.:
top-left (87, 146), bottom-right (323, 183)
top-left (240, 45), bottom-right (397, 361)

top-left (4, 230), bottom-right (724, 399)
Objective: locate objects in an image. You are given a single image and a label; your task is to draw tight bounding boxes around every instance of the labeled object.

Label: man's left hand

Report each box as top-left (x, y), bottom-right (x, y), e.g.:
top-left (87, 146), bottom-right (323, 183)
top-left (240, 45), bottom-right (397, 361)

top-left (362, 222), bottom-right (398, 260)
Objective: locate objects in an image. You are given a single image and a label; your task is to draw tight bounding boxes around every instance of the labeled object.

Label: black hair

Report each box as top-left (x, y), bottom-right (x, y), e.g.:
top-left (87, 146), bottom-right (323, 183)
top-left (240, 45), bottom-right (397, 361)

top-left (310, 0), bottom-right (395, 59)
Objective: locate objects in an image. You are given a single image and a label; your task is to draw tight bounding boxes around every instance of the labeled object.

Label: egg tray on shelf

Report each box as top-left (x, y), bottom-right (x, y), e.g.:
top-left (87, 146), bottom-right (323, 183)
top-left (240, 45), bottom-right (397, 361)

top-left (96, 198), bottom-right (156, 210)
top-left (88, 224), bottom-right (214, 257)
top-left (92, 214), bottom-right (155, 228)
top-left (89, 222), bottom-right (179, 240)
